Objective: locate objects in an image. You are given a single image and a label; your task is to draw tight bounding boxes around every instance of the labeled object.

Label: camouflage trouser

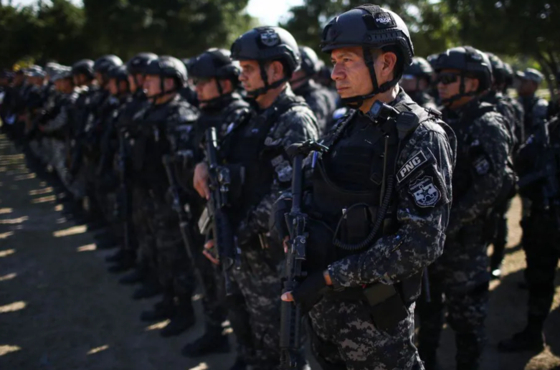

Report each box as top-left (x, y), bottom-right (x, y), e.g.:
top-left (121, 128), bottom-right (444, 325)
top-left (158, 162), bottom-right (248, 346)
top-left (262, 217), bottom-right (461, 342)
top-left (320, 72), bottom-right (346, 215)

top-left (132, 186), bottom-right (157, 269)
top-left (308, 299), bottom-right (423, 370)
top-left (522, 210), bottom-right (560, 325)
top-left (152, 199), bottom-right (195, 305)
top-left (230, 245), bottom-right (282, 369)
top-left (417, 227), bottom-right (489, 370)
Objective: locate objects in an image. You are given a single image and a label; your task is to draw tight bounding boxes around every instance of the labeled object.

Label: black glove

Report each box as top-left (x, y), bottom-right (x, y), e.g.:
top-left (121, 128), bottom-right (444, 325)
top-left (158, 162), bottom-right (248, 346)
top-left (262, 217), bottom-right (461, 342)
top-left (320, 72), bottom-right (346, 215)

top-left (291, 271), bottom-right (330, 314)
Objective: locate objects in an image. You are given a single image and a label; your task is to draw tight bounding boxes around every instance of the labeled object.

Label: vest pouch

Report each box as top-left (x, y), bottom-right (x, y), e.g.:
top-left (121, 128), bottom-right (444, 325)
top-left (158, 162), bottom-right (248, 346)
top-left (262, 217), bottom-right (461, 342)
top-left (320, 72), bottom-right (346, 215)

top-left (363, 283), bottom-right (409, 332)
top-left (335, 203), bottom-right (377, 246)
top-left (304, 218), bottom-right (336, 274)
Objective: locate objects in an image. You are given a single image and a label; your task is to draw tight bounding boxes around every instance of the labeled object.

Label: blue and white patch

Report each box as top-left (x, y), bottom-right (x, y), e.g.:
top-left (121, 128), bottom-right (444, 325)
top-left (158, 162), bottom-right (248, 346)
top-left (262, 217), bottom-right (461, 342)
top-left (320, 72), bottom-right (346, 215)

top-left (473, 156), bottom-right (490, 175)
top-left (275, 160), bottom-right (292, 182)
top-left (409, 176), bottom-right (441, 208)
top-left (397, 151), bottom-right (428, 184)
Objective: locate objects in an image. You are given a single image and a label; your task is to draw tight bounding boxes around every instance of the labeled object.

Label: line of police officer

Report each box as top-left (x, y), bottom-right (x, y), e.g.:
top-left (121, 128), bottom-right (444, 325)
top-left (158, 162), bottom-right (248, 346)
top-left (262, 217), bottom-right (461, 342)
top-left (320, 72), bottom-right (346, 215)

top-left (1, 4), bottom-right (559, 370)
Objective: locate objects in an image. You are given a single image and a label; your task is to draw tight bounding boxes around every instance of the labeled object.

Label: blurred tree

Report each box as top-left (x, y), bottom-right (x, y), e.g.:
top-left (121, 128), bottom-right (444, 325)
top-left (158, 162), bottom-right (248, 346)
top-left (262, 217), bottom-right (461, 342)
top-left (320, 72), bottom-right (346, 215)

top-left (0, 5), bottom-right (39, 68)
top-left (82, 0), bottom-right (257, 60)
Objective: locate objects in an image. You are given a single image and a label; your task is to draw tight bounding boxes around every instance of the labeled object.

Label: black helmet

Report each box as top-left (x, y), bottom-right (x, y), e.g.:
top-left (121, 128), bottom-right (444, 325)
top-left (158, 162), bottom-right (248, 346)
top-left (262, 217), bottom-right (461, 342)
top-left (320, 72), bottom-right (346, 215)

top-left (190, 48), bottom-right (240, 82)
top-left (231, 26), bottom-right (300, 98)
top-left (93, 55), bottom-right (123, 74)
top-left (404, 57), bottom-right (433, 79)
top-left (144, 56), bottom-right (187, 98)
top-left (71, 59), bottom-right (94, 79)
top-left (108, 65), bottom-right (129, 83)
top-left (486, 52), bottom-right (507, 86)
top-left (320, 4), bottom-right (414, 107)
top-left (433, 46), bottom-right (492, 105)
top-left (299, 46), bottom-right (321, 77)
top-left (126, 52), bottom-right (158, 75)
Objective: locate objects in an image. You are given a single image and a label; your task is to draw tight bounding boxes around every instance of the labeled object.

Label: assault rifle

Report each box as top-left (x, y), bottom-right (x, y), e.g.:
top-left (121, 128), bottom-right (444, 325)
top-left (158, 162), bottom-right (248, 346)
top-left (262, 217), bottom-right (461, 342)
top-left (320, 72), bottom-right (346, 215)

top-left (116, 127), bottom-right (131, 254)
top-left (204, 126), bottom-right (236, 296)
top-left (280, 141), bottom-right (327, 369)
top-left (162, 153), bottom-right (207, 297)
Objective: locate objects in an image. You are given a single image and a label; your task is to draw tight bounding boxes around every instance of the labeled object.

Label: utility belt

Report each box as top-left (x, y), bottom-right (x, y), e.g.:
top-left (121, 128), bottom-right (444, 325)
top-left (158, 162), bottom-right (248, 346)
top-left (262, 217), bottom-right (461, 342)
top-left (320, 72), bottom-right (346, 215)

top-left (323, 273), bottom-right (422, 331)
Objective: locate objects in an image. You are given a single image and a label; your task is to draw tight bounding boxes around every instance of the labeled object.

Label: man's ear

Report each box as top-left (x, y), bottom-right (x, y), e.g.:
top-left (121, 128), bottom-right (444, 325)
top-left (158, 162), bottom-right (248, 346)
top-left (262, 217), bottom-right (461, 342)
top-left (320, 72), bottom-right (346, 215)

top-left (268, 60), bottom-right (285, 82)
top-left (468, 77), bottom-right (480, 93)
top-left (379, 51), bottom-right (397, 79)
top-left (219, 79), bottom-right (232, 94)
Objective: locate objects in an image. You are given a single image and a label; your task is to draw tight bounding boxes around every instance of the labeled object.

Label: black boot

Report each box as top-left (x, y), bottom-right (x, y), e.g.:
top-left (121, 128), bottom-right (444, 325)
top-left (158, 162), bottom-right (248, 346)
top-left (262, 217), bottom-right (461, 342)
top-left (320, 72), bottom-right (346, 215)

top-left (498, 324), bottom-right (545, 352)
top-left (140, 296), bottom-right (175, 322)
top-left (106, 248), bottom-right (125, 263)
top-left (107, 250), bottom-right (136, 273)
top-left (419, 349), bottom-right (440, 370)
top-left (132, 276), bottom-right (162, 300)
top-left (228, 358), bottom-right (248, 370)
top-left (119, 267), bottom-right (147, 285)
top-left (181, 325), bottom-right (230, 357)
top-left (160, 301), bottom-right (195, 337)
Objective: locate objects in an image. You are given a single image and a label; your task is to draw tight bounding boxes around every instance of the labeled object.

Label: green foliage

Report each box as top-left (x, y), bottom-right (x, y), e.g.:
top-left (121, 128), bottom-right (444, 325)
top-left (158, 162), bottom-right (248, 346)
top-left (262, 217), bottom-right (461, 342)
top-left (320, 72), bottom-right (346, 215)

top-left (0, 0), bottom-right (256, 68)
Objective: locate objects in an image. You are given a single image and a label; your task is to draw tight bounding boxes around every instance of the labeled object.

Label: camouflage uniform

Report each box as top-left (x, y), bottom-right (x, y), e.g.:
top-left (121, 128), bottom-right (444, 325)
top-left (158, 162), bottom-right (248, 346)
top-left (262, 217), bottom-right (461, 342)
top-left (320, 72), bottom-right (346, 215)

top-left (417, 98), bottom-right (512, 370)
top-left (294, 90), bottom-right (454, 370)
top-left (293, 79), bottom-right (337, 136)
top-left (511, 114), bottom-right (560, 341)
top-left (133, 94), bottom-right (199, 324)
top-left (219, 87), bottom-right (318, 368)
top-left (41, 87), bottom-right (79, 189)
top-left (482, 90), bottom-right (524, 275)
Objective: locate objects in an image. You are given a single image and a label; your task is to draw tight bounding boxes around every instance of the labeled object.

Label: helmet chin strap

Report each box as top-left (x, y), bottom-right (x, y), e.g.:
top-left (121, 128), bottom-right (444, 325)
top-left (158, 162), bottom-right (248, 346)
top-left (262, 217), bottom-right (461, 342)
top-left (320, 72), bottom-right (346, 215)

top-left (245, 60), bottom-right (289, 100)
top-left (146, 74), bottom-right (179, 103)
top-left (341, 46), bottom-right (399, 109)
top-left (440, 72), bottom-right (478, 107)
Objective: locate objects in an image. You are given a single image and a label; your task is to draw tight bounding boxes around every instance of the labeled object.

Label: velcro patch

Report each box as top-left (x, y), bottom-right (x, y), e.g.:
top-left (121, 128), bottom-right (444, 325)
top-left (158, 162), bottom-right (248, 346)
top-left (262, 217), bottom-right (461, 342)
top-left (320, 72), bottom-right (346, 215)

top-left (473, 156), bottom-right (490, 175)
top-left (409, 176), bottom-right (441, 208)
top-left (397, 151), bottom-right (428, 184)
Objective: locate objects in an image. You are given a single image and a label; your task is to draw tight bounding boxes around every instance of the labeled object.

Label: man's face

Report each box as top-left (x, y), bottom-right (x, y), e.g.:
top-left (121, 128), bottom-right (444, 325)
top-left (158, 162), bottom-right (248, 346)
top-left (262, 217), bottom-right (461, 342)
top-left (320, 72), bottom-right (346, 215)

top-left (516, 78), bottom-right (537, 96)
top-left (330, 47), bottom-right (374, 99)
top-left (108, 78), bottom-right (119, 96)
top-left (28, 76), bottom-right (44, 86)
top-left (239, 60), bottom-right (265, 93)
top-left (436, 68), bottom-right (478, 107)
top-left (400, 75), bottom-right (419, 93)
top-left (13, 74), bottom-right (24, 85)
top-left (94, 72), bottom-right (105, 87)
top-left (144, 74), bottom-right (162, 97)
top-left (195, 77), bottom-right (220, 106)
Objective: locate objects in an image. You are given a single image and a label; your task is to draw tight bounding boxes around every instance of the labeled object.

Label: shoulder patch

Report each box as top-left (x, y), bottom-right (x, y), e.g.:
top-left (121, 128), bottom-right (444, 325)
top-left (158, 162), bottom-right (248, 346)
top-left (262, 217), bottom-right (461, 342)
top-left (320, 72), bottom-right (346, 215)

top-left (409, 176), bottom-right (441, 208)
top-left (397, 150), bottom-right (428, 184)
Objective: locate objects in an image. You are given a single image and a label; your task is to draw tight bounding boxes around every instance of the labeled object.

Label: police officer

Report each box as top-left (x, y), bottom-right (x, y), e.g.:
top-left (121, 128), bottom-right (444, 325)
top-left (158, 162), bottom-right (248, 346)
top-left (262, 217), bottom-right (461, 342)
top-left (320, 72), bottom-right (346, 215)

top-left (290, 46), bottom-right (337, 135)
top-left (401, 57), bottom-right (438, 110)
top-left (107, 53), bottom-right (159, 278)
top-left (498, 114), bottom-right (560, 353)
top-left (275, 5), bottom-right (454, 369)
top-left (516, 68), bottom-right (548, 140)
top-left (181, 48), bottom-right (252, 360)
top-left (134, 56), bottom-right (199, 337)
top-left (193, 26), bottom-right (318, 369)
top-left (417, 47), bottom-right (512, 370)
top-left (482, 53), bottom-right (523, 279)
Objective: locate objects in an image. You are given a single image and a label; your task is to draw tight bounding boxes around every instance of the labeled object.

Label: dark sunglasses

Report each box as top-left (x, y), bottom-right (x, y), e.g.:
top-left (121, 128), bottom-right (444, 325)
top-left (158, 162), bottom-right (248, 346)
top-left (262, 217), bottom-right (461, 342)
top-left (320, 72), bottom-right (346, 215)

top-left (435, 72), bottom-right (460, 85)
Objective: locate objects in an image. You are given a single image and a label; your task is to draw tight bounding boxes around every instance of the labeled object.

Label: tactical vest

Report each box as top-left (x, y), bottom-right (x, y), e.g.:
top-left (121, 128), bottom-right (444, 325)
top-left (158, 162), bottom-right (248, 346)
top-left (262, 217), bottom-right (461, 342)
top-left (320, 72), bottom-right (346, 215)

top-left (306, 97), bottom-right (453, 303)
top-left (222, 94), bottom-right (308, 228)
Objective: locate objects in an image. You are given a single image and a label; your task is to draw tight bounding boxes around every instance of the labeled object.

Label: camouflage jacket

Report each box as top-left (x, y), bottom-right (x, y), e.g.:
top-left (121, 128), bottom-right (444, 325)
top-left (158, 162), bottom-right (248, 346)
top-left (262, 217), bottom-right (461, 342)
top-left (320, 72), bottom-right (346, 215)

top-left (444, 98), bottom-right (512, 237)
top-left (322, 91), bottom-right (455, 288)
top-left (222, 86), bottom-right (319, 247)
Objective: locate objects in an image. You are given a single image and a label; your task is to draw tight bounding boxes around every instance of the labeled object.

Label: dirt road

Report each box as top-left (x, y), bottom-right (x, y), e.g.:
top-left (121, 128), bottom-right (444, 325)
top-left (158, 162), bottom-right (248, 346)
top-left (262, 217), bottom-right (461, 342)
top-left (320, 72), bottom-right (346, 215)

top-left (0, 133), bottom-right (559, 370)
